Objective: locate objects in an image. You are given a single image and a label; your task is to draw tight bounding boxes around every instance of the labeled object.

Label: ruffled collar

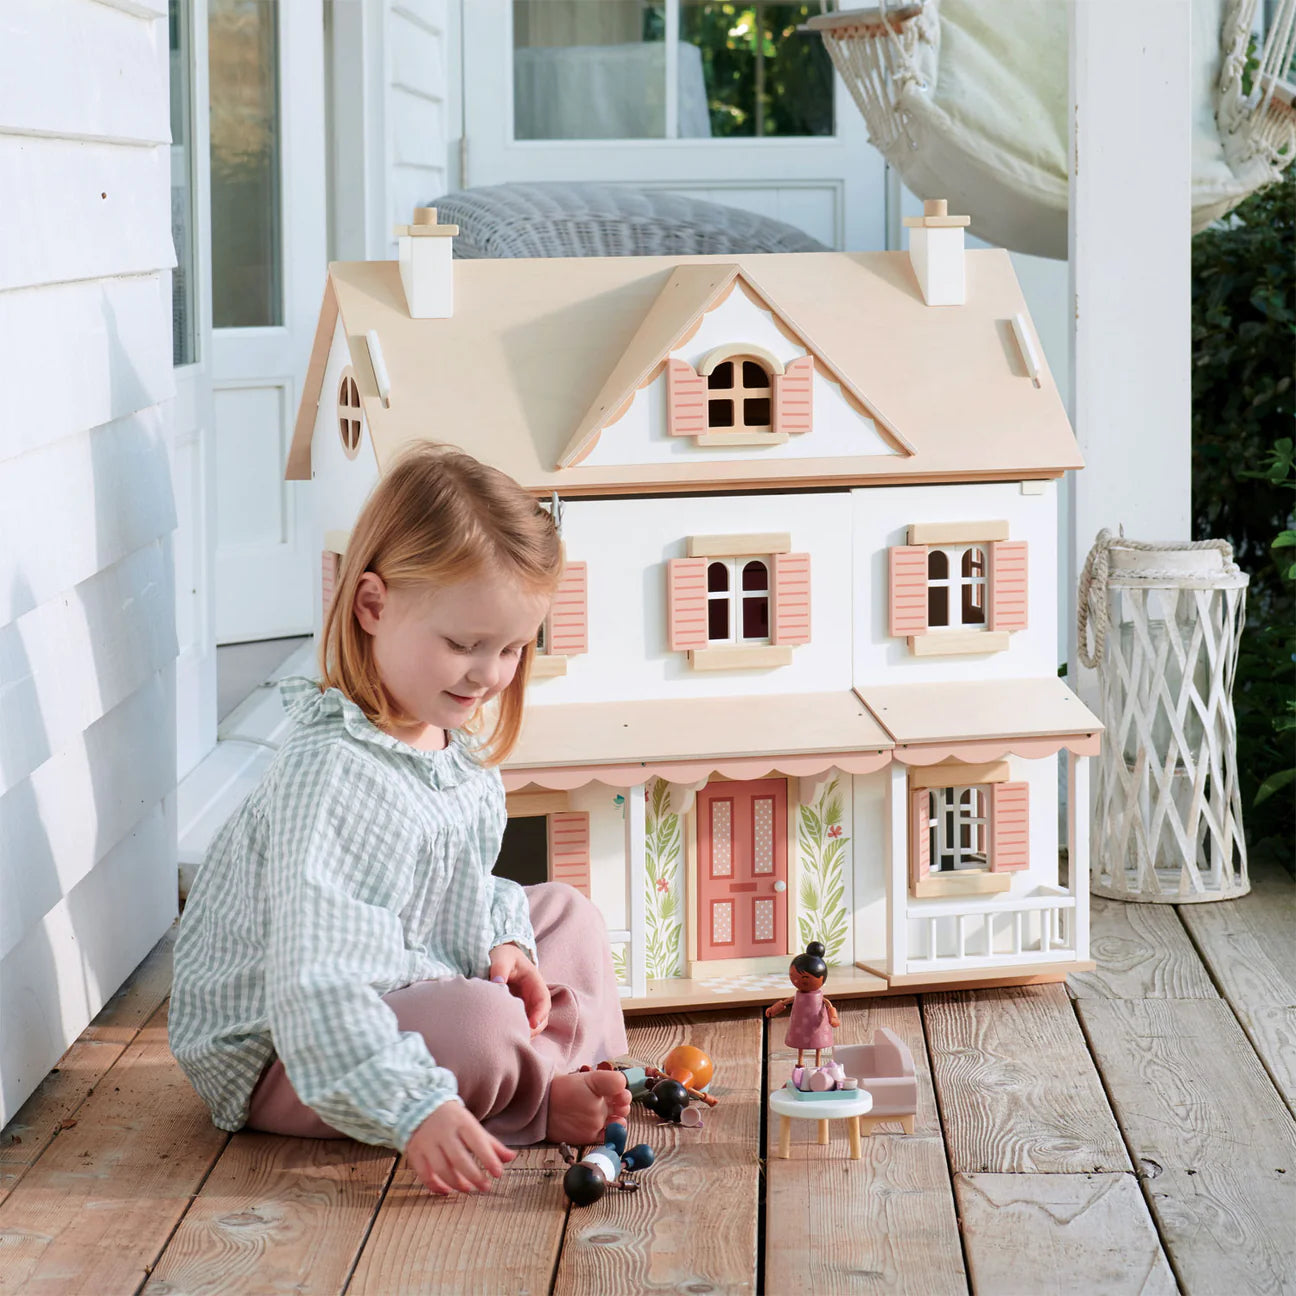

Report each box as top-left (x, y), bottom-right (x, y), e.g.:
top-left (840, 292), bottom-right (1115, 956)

top-left (279, 677), bottom-right (482, 789)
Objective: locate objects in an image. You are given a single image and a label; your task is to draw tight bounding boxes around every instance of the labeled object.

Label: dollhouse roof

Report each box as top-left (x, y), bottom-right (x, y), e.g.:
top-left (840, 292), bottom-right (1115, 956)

top-left (288, 250), bottom-right (1081, 495)
top-left (501, 691), bottom-right (894, 790)
top-left (855, 678), bottom-right (1102, 762)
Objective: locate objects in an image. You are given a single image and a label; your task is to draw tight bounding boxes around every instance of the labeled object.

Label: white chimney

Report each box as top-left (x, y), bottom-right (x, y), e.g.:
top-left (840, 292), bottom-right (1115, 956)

top-left (395, 206), bottom-right (458, 318)
top-left (903, 199), bottom-right (970, 306)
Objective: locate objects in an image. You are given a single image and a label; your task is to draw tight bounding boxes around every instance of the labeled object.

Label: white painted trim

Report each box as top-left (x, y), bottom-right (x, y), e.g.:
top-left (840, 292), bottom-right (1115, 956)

top-left (625, 782), bottom-right (648, 999)
top-left (887, 763), bottom-right (907, 975)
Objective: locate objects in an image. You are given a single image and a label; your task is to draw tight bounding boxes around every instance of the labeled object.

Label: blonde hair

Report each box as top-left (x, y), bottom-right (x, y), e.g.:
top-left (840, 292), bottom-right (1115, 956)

top-left (320, 443), bottom-right (562, 764)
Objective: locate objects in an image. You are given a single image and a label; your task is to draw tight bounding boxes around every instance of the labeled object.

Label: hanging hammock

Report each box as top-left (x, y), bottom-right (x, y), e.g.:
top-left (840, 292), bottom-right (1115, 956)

top-left (806, 0), bottom-right (1296, 258)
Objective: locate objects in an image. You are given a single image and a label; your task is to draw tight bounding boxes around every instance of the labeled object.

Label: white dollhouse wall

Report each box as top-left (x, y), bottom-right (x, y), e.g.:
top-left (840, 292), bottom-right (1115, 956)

top-left (851, 772), bottom-right (890, 968)
top-left (525, 492), bottom-right (854, 707)
top-left (578, 289), bottom-right (898, 467)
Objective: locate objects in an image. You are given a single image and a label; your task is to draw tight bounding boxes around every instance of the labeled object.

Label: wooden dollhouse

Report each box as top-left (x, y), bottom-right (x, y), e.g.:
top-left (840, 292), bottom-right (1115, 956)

top-left (288, 201), bottom-right (1101, 1011)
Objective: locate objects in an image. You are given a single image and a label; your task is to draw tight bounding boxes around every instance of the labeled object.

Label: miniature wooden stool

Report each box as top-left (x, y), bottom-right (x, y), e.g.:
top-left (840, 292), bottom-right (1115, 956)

top-left (768, 1087), bottom-right (873, 1159)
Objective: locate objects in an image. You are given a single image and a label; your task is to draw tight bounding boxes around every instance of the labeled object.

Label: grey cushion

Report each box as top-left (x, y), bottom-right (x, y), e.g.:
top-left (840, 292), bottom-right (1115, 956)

top-left (428, 182), bottom-right (830, 258)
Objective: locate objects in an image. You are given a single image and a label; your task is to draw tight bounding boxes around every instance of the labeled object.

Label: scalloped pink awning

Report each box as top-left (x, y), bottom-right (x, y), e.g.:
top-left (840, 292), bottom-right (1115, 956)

top-left (502, 691), bottom-right (893, 791)
top-left (501, 681), bottom-right (1101, 791)
top-left (855, 678), bottom-right (1102, 766)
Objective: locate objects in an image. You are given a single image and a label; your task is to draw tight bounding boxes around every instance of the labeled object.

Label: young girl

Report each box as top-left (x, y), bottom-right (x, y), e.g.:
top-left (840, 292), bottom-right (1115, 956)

top-left (170, 444), bottom-right (630, 1196)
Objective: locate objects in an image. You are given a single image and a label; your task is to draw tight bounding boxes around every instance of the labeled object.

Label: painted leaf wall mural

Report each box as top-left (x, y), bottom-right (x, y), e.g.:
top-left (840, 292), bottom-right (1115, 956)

top-left (797, 776), bottom-right (849, 962)
top-left (644, 778), bottom-right (685, 978)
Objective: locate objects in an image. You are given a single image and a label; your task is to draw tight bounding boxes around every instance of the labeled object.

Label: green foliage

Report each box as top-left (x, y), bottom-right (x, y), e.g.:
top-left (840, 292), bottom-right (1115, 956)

top-left (644, 778), bottom-right (684, 978)
top-left (675, 4), bottom-right (833, 138)
top-left (1191, 169), bottom-right (1296, 866)
top-left (796, 780), bottom-right (848, 961)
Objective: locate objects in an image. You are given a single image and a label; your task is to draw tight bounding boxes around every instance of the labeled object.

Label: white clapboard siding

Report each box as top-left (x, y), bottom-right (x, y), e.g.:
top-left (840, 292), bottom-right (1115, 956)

top-left (0, 135), bottom-right (174, 292)
top-left (388, 1), bottom-right (448, 238)
top-left (0, 408), bottom-right (177, 624)
top-left (0, 0), bottom-right (168, 145)
top-left (0, 276), bottom-right (174, 464)
top-left (0, 796), bottom-right (175, 1122)
top-left (0, 670), bottom-right (176, 961)
top-left (0, 0), bottom-right (176, 1131)
top-left (0, 542), bottom-right (177, 798)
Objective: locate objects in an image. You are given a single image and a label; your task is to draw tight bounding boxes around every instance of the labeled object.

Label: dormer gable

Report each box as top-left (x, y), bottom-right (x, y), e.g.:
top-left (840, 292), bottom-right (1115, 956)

top-left (556, 264), bottom-right (913, 469)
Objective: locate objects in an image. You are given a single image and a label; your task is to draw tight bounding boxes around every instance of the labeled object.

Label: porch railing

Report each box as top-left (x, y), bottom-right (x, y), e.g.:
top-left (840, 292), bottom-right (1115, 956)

top-left (905, 886), bottom-right (1077, 971)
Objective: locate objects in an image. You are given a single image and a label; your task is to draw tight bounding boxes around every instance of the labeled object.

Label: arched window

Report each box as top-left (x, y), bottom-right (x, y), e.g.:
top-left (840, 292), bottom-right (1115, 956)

top-left (707, 560), bottom-right (730, 640)
top-left (705, 557), bottom-right (771, 644)
top-left (706, 356), bottom-right (771, 432)
top-left (927, 549), bottom-right (950, 626)
top-left (961, 546), bottom-right (987, 624)
top-left (928, 785), bottom-right (989, 872)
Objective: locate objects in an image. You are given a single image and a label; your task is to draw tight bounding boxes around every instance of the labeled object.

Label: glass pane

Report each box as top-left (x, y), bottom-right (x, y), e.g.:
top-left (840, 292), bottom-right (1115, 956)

top-left (170, 0), bottom-right (198, 364)
top-left (209, 0), bottom-right (282, 328)
top-left (681, 3), bottom-right (834, 138)
top-left (741, 560), bottom-right (768, 591)
top-left (513, 1), bottom-right (667, 140)
top-left (708, 361), bottom-right (734, 389)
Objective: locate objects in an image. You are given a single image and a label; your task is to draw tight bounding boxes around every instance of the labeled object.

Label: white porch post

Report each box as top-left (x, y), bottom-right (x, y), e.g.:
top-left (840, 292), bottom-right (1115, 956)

top-left (1068, 750), bottom-right (1092, 961)
top-left (625, 782), bottom-right (648, 998)
top-left (1067, 0), bottom-right (1194, 701)
top-left (887, 763), bottom-right (909, 976)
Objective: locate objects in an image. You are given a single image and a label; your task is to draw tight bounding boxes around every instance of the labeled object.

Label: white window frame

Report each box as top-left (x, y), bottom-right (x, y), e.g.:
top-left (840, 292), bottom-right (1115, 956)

top-left (705, 555), bottom-right (772, 646)
top-left (927, 785), bottom-right (990, 873)
top-left (927, 543), bottom-right (988, 630)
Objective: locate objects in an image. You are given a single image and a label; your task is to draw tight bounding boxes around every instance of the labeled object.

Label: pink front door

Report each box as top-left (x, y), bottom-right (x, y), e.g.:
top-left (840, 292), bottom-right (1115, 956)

top-left (697, 779), bottom-right (788, 961)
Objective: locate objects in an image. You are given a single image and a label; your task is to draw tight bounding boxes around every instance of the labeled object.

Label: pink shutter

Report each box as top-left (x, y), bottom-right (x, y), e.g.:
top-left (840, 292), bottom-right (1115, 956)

top-left (548, 812), bottom-right (591, 896)
top-left (547, 561), bottom-right (587, 655)
top-left (666, 359), bottom-right (708, 437)
top-left (990, 782), bottom-right (1030, 872)
top-left (909, 789), bottom-right (931, 889)
top-left (667, 557), bottom-right (708, 651)
top-left (773, 354), bottom-right (815, 436)
top-left (771, 551), bottom-right (811, 645)
top-left (321, 551), bottom-right (340, 622)
top-left (889, 545), bottom-right (929, 637)
top-left (989, 540), bottom-right (1028, 632)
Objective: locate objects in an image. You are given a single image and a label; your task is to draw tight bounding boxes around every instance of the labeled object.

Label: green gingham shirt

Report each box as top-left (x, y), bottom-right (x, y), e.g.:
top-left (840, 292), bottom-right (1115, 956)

top-left (169, 677), bottom-right (536, 1150)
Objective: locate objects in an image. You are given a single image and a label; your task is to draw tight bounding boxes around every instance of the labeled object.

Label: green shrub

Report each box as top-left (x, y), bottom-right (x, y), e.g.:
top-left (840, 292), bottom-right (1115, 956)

top-left (1191, 169), bottom-right (1295, 871)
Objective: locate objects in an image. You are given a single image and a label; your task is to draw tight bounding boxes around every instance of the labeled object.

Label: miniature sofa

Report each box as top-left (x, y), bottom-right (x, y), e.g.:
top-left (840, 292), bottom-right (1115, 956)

top-left (833, 1028), bottom-right (918, 1134)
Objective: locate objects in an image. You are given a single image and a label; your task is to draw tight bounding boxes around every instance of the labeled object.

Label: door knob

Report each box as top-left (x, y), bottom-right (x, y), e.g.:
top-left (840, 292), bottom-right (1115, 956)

top-left (774, 880), bottom-right (787, 893)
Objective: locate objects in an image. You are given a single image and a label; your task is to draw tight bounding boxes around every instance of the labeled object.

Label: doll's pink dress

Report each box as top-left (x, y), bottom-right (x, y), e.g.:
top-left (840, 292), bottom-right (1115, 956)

top-left (784, 988), bottom-right (834, 1051)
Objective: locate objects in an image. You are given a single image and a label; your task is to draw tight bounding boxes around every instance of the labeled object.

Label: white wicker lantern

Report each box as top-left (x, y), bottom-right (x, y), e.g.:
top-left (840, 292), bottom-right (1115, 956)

top-left (1078, 531), bottom-right (1250, 902)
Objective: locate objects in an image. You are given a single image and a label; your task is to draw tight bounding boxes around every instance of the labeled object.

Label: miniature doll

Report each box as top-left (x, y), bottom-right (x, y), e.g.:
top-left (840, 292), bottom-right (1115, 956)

top-left (765, 940), bottom-right (840, 1066)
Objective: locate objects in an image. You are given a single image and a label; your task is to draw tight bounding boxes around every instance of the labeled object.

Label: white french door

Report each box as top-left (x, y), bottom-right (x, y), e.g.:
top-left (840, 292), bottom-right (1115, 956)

top-left (463, 0), bottom-right (886, 250)
top-left (209, 0), bottom-right (326, 642)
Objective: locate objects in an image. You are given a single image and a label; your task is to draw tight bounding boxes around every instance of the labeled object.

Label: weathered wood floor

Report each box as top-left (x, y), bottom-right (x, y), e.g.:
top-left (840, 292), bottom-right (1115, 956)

top-left (2, 867), bottom-right (1292, 1295)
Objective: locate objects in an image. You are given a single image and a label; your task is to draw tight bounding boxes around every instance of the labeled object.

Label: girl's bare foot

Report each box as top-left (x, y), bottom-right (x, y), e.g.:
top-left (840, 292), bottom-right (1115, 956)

top-left (546, 1069), bottom-right (632, 1144)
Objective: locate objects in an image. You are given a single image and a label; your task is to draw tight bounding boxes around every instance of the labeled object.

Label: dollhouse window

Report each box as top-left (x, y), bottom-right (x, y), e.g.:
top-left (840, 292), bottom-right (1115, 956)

top-left (705, 557), bottom-right (770, 644)
top-left (909, 765), bottom-right (1030, 897)
top-left (337, 368), bottom-right (362, 458)
top-left (889, 526), bottom-right (1027, 655)
top-left (706, 358), bottom-right (772, 433)
top-left (668, 537), bottom-right (810, 669)
top-left (668, 348), bottom-right (812, 445)
top-left (925, 786), bottom-right (989, 871)
top-left (926, 545), bottom-right (987, 629)
top-left (530, 561), bottom-right (587, 679)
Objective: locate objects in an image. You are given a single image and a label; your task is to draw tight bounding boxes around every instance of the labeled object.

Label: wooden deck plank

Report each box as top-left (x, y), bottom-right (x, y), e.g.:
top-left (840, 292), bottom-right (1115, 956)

top-left (1068, 898), bottom-right (1218, 1001)
top-left (553, 1010), bottom-right (761, 1296)
top-left (954, 1173), bottom-right (1176, 1296)
top-left (1177, 869), bottom-right (1296, 1115)
top-left (346, 1145), bottom-right (569, 1296)
top-left (141, 1134), bottom-right (396, 1295)
top-left (0, 1001), bottom-right (229, 1294)
top-left (1077, 997), bottom-right (1296, 1295)
top-left (923, 983), bottom-right (1130, 1175)
top-left (0, 927), bottom-right (176, 1208)
top-left (765, 996), bottom-right (967, 1296)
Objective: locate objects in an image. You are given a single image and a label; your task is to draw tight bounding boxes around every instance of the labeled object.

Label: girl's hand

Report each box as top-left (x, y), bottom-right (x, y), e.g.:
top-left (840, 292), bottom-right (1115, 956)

top-left (406, 1101), bottom-right (516, 1195)
top-left (765, 998), bottom-right (789, 1018)
top-left (489, 942), bottom-right (551, 1036)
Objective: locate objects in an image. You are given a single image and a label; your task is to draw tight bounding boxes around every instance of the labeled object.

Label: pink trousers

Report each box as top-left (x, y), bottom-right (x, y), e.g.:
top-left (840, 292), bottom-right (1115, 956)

top-left (245, 882), bottom-right (628, 1146)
